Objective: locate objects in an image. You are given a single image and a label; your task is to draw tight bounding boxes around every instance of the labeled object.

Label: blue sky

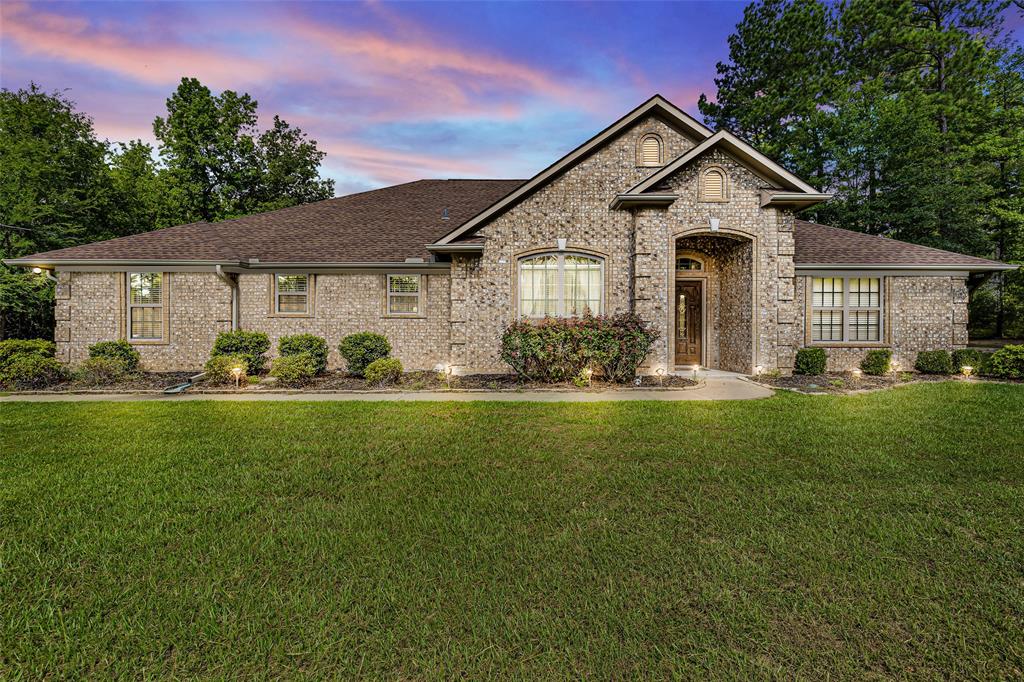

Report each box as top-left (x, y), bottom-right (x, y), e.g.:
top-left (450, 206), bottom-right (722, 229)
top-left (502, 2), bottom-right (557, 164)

top-left (1, 1), bottom-right (1020, 194)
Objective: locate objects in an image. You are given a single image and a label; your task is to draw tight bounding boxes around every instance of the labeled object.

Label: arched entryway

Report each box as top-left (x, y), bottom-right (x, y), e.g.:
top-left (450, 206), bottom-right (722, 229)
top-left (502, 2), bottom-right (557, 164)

top-left (671, 233), bottom-right (754, 373)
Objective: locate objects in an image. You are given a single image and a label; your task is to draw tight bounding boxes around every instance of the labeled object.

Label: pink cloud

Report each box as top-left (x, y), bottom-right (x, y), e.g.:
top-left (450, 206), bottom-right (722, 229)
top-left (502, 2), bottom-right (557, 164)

top-left (1, 2), bottom-right (274, 88)
top-left (318, 137), bottom-right (492, 185)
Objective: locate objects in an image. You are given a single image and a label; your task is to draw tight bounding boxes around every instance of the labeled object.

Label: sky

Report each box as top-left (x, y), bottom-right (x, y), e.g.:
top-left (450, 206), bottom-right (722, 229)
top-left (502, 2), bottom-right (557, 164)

top-left (2, 1), bottom-right (1021, 196)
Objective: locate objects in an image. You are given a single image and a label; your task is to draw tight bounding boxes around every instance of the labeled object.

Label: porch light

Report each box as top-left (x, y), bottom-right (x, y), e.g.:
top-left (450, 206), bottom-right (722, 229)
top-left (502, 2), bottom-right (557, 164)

top-left (962, 365), bottom-right (973, 378)
top-left (708, 216), bottom-right (720, 232)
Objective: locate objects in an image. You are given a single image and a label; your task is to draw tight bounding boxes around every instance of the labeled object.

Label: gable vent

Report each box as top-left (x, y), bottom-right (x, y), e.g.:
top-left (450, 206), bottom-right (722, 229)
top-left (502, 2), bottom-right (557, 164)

top-left (639, 135), bottom-right (662, 166)
top-left (702, 168), bottom-right (726, 201)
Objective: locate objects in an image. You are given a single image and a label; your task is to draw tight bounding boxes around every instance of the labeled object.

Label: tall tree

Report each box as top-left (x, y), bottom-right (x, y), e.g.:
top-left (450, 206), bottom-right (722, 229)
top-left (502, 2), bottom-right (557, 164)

top-left (153, 78), bottom-right (334, 223)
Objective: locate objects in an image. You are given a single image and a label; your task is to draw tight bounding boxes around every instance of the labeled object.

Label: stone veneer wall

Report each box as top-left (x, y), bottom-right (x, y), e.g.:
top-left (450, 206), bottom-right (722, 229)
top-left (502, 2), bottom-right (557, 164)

top-left (55, 271), bottom-right (232, 370)
top-left (55, 271), bottom-right (450, 372)
top-left (237, 273), bottom-right (450, 371)
top-left (452, 114), bottom-right (702, 373)
top-left (794, 274), bottom-right (969, 371)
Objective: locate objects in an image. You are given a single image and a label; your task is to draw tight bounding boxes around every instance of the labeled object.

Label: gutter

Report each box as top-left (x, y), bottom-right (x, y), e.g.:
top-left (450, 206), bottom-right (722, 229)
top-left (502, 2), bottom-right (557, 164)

top-left (796, 263), bottom-right (1017, 272)
top-left (214, 264), bottom-right (240, 331)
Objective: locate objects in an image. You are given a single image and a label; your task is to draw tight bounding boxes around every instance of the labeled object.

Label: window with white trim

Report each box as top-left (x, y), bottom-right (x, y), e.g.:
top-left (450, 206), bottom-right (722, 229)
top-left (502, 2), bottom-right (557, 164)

top-left (275, 274), bottom-right (309, 314)
top-left (387, 274), bottom-right (422, 315)
top-left (127, 272), bottom-right (164, 340)
top-left (811, 276), bottom-right (883, 343)
top-left (518, 253), bottom-right (603, 318)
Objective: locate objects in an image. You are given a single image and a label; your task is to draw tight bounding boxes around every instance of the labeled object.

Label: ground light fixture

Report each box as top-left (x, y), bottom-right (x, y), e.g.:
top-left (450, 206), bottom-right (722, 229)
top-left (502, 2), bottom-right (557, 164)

top-left (962, 365), bottom-right (974, 378)
top-left (231, 365), bottom-right (243, 388)
top-left (656, 366), bottom-right (665, 386)
top-left (692, 364), bottom-right (701, 381)
top-left (444, 364), bottom-right (453, 389)
top-left (852, 368), bottom-right (863, 379)
top-left (582, 367), bottom-right (593, 386)
top-left (754, 364), bottom-right (763, 377)
top-left (32, 267), bottom-right (42, 274)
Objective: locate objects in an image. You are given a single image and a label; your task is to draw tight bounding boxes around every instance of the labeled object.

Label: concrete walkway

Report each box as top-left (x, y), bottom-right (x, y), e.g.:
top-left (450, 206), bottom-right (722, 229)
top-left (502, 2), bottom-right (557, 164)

top-left (1, 371), bottom-right (773, 403)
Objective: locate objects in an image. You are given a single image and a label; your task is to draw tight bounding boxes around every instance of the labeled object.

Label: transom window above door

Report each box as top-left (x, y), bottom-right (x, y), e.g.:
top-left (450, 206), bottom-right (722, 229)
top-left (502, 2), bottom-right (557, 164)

top-left (518, 253), bottom-right (604, 318)
top-left (676, 257), bottom-right (703, 271)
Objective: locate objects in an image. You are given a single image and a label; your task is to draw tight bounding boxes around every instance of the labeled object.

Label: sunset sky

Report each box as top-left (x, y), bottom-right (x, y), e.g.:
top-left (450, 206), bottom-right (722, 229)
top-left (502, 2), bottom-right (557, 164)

top-left (2, 1), bottom-right (1021, 195)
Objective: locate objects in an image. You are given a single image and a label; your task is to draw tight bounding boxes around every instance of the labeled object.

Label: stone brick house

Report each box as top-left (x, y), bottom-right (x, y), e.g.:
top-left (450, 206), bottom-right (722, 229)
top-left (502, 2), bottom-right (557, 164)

top-left (7, 96), bottom-right (1015, 375)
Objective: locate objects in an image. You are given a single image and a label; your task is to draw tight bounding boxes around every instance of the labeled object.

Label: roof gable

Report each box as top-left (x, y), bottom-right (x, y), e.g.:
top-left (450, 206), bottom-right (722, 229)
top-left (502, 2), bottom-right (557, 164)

top-left (626, 130), bottom-right (820, 195)
top-left (430, 95), bottom-right (713, 247)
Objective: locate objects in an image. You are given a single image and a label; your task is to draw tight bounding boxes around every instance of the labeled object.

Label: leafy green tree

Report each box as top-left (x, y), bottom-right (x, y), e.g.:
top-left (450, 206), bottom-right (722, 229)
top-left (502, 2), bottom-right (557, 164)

top-left (153, 78), bottom-right (333, 223)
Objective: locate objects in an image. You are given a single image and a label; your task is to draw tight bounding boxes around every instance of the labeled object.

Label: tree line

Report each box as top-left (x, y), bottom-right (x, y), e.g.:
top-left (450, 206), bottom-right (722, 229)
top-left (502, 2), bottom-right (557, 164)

top-left (0, 78), bottom-right (335, 339)
top-left (699, 0), bottom-right (1023, 337)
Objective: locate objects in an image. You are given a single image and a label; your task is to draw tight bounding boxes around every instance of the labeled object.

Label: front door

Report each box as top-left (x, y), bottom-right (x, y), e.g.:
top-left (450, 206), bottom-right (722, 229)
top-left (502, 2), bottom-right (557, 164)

top-left (675, 280), bottom-right (702, 366)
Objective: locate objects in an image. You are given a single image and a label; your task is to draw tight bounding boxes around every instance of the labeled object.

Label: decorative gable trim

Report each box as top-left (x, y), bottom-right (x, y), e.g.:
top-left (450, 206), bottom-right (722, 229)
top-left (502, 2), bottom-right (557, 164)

top-left (429, 95), bottom-right (713, 248)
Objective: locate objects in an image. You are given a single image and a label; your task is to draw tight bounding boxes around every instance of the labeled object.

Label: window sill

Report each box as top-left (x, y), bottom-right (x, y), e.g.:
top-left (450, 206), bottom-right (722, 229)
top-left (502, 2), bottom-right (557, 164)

top-left (382, 314), bottom-right (427, 320)
top-left (128, 339), bottom-right (169, 346)
top-left (269, 313), bottom-right (314, 318)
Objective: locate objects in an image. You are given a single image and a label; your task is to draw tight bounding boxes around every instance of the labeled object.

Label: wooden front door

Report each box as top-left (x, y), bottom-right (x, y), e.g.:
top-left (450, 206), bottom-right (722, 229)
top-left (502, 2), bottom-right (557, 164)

top-left (675, 280), bottom-right (702, 365)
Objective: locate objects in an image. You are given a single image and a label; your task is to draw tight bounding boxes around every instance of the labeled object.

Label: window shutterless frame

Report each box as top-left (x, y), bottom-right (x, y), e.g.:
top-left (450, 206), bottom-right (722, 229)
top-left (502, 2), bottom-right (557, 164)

top-left (126, 272), bottom-right (166, 342)
top-left (271, 274), bottom-right (312, 316)
top-left (809, 275), bottom-right (884, 344)
top-left (386, 274), bottom-right (424, 316)
top-left (517, 252), bottom-right (604, 318)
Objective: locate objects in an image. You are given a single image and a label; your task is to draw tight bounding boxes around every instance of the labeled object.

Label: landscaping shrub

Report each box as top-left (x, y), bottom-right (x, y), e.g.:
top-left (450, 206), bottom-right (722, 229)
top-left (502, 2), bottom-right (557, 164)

top-left (794, 347), bottom-right (827, 375)
top-left (952, 348), bottom-right (993, 376)
top-left (75, 356), bottom-right (130, 386)
top-left (860, 349), bottom-right (892, 376)
top-left (0, 354), bottom-right (67, 390)
top-left (915, 350), bottom-right (953, 375)
top-left (211, 331), bottom-right (270, 374)
top-left (0, 339), bottom-right (55, 367)
top-left (500, 313), bottom-right (657, 384)
top-left (278, 334), bottom-right (328, 375)
top-left (987, 344), bottom-right (1024, 379)
top-left (270, 353), bottom-right (318, 385)
top-left (364, 357), bottom-right (403, 386)
top-left (204, 354), bottom-right (248, 385)
top-left (87, 339), bottom-right (140, 373)
top-left (338, 332), bottom-right (391, 377)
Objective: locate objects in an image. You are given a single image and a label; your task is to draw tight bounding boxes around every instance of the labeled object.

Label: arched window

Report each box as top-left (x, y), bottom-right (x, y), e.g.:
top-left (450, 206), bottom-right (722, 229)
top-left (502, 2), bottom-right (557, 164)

top-left (676, 257), bottom-right (704, 271)
top-left (701, 167), bottom-right (727, 201)
top-left (519, 253), bottom-right (604, 318)
top-left (638, 134), bottom-right (663, 166)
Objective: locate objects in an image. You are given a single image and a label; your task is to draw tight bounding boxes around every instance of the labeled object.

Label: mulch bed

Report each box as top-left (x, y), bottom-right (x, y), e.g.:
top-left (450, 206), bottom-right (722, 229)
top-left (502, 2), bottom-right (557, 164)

top-left (22, 371), bottom-right (698, 394)
top-left (753, 372), bottom-right (965, 394)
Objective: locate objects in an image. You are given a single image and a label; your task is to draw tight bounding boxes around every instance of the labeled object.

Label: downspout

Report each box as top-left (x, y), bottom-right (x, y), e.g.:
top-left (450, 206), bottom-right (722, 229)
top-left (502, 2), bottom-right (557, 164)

top-left (215, 265), bottom-right (239, 331)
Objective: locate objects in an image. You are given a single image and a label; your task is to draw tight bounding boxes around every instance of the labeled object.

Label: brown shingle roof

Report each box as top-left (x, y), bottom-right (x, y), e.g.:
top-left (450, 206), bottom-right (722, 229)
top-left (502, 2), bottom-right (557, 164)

top-left (16, 179), bottom-right (524, 264)
top-left (793, 220), bottom-right (1008, 268)
top-left (8, 184), bottom-right (1011, 271)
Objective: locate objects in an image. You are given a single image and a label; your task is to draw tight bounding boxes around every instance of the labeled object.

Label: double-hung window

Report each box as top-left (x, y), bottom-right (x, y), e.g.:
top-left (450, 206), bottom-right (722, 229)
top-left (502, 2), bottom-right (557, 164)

top-left (387, 274), bottom-right (423, 316)
top-left (518, 253), bottom-right (604, 318)
top-left (127, 272), bottom-right (165, 341)
top-left (274, 274), bottom-right (310, 315)
top-left (811, 276), bottom-right (883, 343)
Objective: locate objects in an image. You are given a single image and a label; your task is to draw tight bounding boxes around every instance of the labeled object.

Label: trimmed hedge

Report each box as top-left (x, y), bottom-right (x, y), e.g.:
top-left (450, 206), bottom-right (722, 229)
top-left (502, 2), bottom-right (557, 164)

top-left (860, 349), bottom-right (892, 376)
top-left (270, 353), bottom-right (318, 385)
top-left (0, 339), bottom-right (55, 366)
top-left (88, 339), bottom-right (140, 373)
top-left (211, 331), bottom-right (270, 374)
top-left (364, 357), bottom-right (403, 386)
top-left (952, 348), bottom-right (993, 376)
top-left (75, 356), bottom-right (130, 386)
top-left (500, 313), bottom-right (657, 384)
top-left (339, 332), bottom-right (391, 377)
top-left (988, 344), bottom-right (1024, 379)
top-left (0, 354), bottom-right (67, 389)
top-left (278, 334), bottom-right (328, 375)
top-left (204, 354), bottom-right (248, 385)
top-left (794, 347), bottom-right (827, 375)
top-left (915, 350), bottom-right (953, 375)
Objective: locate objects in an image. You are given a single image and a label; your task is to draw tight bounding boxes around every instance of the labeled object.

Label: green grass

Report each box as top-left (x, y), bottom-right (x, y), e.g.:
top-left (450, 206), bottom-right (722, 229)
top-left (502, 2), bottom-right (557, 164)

top-left (2, 383), bottom-right (1023, 679)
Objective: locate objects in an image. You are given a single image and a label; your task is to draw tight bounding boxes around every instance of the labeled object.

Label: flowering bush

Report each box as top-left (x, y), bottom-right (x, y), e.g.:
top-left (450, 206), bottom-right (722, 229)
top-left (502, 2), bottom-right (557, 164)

top-left (500, 313), bottom-right (657, 383)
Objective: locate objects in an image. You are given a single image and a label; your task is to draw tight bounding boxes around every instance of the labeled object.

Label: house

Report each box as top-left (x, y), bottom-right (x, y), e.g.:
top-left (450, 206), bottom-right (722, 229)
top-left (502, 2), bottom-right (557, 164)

top-left (6, 95), bottom-right (1015, 375)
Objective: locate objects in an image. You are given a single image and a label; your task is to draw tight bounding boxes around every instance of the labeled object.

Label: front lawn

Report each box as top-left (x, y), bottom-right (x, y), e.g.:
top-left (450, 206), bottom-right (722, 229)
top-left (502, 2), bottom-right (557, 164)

top-left (2, 383), bottom-right (1022, 678)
